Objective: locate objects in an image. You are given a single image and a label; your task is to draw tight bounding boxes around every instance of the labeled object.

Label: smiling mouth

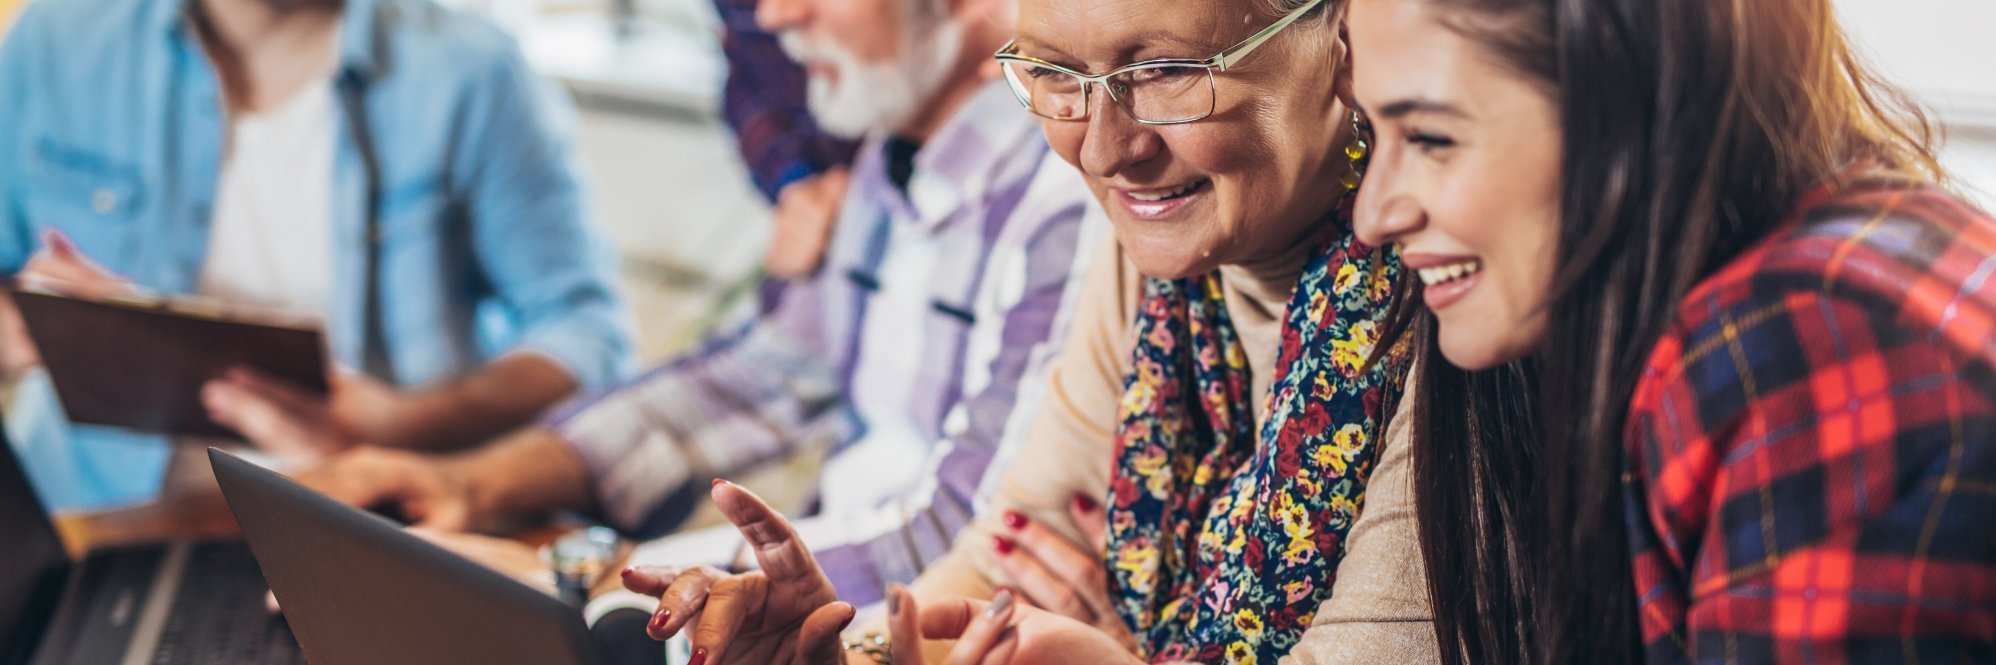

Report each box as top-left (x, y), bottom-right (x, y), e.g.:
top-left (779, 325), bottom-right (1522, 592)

top-left (1124, 179), bottom-right (1209, 202)
top-left (1416, 259), bottom-right (1483, 287)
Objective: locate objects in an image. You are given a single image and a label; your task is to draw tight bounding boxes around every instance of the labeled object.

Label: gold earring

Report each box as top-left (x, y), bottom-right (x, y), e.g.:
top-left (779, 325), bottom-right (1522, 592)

top-left (1342, 109), bottom-right (1370, 191)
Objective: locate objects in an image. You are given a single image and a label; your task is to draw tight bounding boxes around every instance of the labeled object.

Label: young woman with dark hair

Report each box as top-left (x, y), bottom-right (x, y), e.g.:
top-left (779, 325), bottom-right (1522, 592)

top-left (1344, 0), bottom-right (1994, 662)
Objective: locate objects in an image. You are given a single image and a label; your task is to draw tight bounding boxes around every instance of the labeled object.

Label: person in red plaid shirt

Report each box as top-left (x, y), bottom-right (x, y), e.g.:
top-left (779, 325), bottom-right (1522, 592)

top-left (1345, 0), bottom-right (1995, 662)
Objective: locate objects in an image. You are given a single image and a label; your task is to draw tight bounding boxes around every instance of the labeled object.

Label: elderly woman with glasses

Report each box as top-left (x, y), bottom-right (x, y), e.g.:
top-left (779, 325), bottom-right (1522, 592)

top-left (618, 0), bottom-right (1438, 663)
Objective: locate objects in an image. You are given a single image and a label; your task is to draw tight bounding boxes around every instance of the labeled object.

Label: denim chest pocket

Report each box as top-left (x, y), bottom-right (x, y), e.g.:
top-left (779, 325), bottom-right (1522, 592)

top-left (22, 140), bottom-right (145, 247)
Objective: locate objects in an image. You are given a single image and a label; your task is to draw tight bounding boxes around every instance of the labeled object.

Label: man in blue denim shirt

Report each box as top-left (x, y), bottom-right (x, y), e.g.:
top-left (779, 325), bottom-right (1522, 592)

top-left (0, 0), bottom-right (635, 510)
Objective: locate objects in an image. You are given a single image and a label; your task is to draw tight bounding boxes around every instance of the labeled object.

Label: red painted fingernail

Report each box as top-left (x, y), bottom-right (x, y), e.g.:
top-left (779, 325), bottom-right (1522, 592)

top-left (648, 608), bottom-right (671, 633)
top-left (992, 535), bottom-right (1015, 555)
top-left (711, 478), bottom-right (725, 487)
top-left (688, 647), bottom-right (709, 665)
top-left (621, 567), bottom-right (638, 579)
top-left (1002, 510), bottom-right (1028, 530)
top-left (1072, 493), bottom-right (1099, 513)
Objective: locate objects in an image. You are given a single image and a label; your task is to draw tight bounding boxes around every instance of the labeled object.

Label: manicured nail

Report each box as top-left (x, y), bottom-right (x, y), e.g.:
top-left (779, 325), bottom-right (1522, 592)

top-left (986, 590), bottom-right (1014, 618)
top-left (711, 478), bottom-right (726, 487)
top-left (621, 567), bottom-right (638, 579)
top-left (648, 608), bottom-right (671, 633)
top-left (1072, 493), bottom-right (1099, 514)
top-left (991, 535), bottom-right (1015, 555)
top-left (1002, 510), bottom-right (1028, 530)
top-left (688, 647), bottom-right (709, 665)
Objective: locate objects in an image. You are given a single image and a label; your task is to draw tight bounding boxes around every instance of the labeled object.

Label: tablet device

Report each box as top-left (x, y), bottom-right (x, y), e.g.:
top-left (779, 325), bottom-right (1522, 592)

top-left (10, 287), bottom-right (329, 439)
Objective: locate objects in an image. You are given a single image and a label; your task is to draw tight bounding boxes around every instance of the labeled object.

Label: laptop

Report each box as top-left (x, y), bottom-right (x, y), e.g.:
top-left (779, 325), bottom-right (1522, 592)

top-left (0, 441), bottom-right (301, 664)
top-left (207, 448), bottom-right (601, 665)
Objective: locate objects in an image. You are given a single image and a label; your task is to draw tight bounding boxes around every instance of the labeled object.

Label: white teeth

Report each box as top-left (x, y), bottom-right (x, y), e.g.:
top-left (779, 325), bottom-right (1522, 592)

top-left (1417, 260), bottom-right (1482, 286)
top-left (1127, 181), bottom-right (1201, 202)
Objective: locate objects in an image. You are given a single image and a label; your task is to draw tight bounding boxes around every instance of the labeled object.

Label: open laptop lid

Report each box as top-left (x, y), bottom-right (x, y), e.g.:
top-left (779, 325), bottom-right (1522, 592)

top-left (207, 448), bottom-right (597, 665)
top-left (0, 437), bottom-right (75, 665)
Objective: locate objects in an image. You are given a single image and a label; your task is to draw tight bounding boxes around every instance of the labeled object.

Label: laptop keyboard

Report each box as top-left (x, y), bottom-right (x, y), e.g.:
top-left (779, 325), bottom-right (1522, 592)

top-left (149, 542), bottom-right (303, 665)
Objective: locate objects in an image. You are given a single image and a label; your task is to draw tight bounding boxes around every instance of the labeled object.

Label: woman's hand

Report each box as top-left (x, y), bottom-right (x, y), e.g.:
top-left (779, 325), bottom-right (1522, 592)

top-left (987, 493), bottom-right (1137, 650)
top-left (882, 585), bottom-right (1143, 665)
top-left (621, 480), bottom-right (857, 665)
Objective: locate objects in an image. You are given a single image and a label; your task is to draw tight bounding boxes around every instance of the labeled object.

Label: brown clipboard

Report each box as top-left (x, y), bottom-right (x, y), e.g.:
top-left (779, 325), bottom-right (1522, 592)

top-left (9, 287), bottom-right (329, 439)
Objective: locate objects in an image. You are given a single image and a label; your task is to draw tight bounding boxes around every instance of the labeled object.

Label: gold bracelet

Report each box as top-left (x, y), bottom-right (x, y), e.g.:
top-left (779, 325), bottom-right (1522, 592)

top-left (840, 632), bottom-right (891, 664)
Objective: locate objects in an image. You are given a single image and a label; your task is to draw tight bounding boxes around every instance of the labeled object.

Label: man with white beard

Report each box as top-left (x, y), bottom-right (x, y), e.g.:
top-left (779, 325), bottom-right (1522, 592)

top-left (289, 0), bottom-right (1099, 632)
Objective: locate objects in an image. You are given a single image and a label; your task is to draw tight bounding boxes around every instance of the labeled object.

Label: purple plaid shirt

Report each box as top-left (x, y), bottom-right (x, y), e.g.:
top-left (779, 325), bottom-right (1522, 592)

top-left (557, 82), bottom-right (1100, 611)
top-left (712, 0), bottom-right (855, 200)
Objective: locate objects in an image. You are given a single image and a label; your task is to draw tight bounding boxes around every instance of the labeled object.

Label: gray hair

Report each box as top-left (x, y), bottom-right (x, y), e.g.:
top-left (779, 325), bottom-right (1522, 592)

top-left (1262, 0), bottom-right (1335, 17)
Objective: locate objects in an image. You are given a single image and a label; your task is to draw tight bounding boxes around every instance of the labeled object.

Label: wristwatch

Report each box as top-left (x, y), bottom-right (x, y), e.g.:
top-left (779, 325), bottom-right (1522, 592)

top-left (841, 632), bottom-right (891, 664)
top-left (543, 526), bottom-right (620, 610)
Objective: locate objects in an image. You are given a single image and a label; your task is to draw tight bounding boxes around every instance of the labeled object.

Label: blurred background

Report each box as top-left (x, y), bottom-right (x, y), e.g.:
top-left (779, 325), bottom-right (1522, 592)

top-left (0, 0), bottom-right (1990, 363)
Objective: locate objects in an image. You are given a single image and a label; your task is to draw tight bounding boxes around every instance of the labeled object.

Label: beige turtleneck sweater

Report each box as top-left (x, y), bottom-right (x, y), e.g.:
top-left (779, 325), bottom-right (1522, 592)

top-left (907, 238), bottom-right (1438, 664)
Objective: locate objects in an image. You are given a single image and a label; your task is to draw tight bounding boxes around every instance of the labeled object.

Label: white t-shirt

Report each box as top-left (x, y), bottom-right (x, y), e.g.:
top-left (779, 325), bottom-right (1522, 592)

top-left (196, 80), bottom-right (337, 322)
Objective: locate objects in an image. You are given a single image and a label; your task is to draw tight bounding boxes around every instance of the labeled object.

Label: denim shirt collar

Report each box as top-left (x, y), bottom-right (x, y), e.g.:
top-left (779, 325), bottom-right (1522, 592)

top-left (155, 0), bottom-right (386, 80)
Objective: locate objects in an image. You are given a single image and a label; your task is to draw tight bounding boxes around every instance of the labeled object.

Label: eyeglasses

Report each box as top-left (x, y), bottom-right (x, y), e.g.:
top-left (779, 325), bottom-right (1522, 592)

top-left (993, 0), bottom-right (1326, 125)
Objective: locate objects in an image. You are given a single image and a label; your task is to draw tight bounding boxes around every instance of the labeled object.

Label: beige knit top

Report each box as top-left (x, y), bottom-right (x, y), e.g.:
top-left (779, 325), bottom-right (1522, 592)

top-left (906, 238), bottom-right (1440, 664)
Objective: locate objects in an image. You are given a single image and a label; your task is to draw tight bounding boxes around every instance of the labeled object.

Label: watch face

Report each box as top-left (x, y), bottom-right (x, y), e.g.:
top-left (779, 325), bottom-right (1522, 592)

top-left (548, 526), bottom-right (621, 579)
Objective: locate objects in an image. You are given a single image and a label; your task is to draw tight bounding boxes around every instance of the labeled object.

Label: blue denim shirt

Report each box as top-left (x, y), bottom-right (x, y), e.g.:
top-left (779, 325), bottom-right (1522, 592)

top-left (0, 0), bottom-right (636, 509)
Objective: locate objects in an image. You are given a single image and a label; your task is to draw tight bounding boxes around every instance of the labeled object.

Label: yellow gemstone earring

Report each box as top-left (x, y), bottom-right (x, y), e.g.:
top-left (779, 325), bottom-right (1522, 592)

top-left (1342, 109), bottom-right (1370, 191)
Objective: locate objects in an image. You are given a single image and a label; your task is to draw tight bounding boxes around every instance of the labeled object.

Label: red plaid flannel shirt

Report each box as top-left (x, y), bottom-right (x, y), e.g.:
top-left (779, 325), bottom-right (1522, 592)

top-left (1626, 169), bottom-right (1996, 663)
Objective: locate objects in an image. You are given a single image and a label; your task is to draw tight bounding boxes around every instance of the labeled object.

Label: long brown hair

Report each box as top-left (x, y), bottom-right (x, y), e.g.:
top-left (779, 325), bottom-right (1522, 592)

top-left (1375, 0), bottom-right (1944, 662)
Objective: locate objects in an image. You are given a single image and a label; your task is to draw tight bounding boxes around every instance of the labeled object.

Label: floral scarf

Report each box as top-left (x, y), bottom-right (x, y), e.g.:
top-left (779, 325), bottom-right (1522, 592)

top-left (1104, 219), bottom-right (1406, 664)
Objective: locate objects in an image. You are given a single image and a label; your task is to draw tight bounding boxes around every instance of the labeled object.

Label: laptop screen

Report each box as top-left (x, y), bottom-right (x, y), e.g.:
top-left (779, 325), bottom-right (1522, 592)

top-left (0, 444), bottom-right (73, 665)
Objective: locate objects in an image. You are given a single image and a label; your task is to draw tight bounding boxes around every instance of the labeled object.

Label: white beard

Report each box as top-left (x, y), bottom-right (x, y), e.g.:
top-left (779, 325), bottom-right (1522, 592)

top-left (779, 17), bottom-right (964, 139)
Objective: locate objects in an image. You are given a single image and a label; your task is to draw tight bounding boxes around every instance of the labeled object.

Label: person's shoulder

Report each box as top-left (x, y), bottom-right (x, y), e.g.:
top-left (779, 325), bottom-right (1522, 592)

top-left (3, 0), bottom-right (157, 60)
top-left (943, 80), bottom-right (1063, 194)
top-left (371, 0), bottom-right (528, 78)
top-left (971, 107), bottom-right (1094, 255)
top-left (10, 0), bottom-right (150, 32)
top-left (1630, 172), bottom-right (1996, 522)
top-left (1673, 171), bottom-right (1993, 337)
top-left (1771, 170), bottom-right (1989, 290)
top-left (1635, 170), bottom-right (1996, 422)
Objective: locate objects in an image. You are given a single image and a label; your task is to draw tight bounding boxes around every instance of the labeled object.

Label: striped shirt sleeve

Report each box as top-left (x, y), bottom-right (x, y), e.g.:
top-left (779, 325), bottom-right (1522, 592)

top-left (549, 277), bottom-right (854, 537)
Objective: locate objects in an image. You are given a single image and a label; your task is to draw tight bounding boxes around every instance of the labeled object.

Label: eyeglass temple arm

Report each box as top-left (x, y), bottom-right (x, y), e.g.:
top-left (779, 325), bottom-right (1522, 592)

top-left (1212, 0), bottom-right (1327, 71)
top-left (997, 0), bottom-right (1324, 76)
